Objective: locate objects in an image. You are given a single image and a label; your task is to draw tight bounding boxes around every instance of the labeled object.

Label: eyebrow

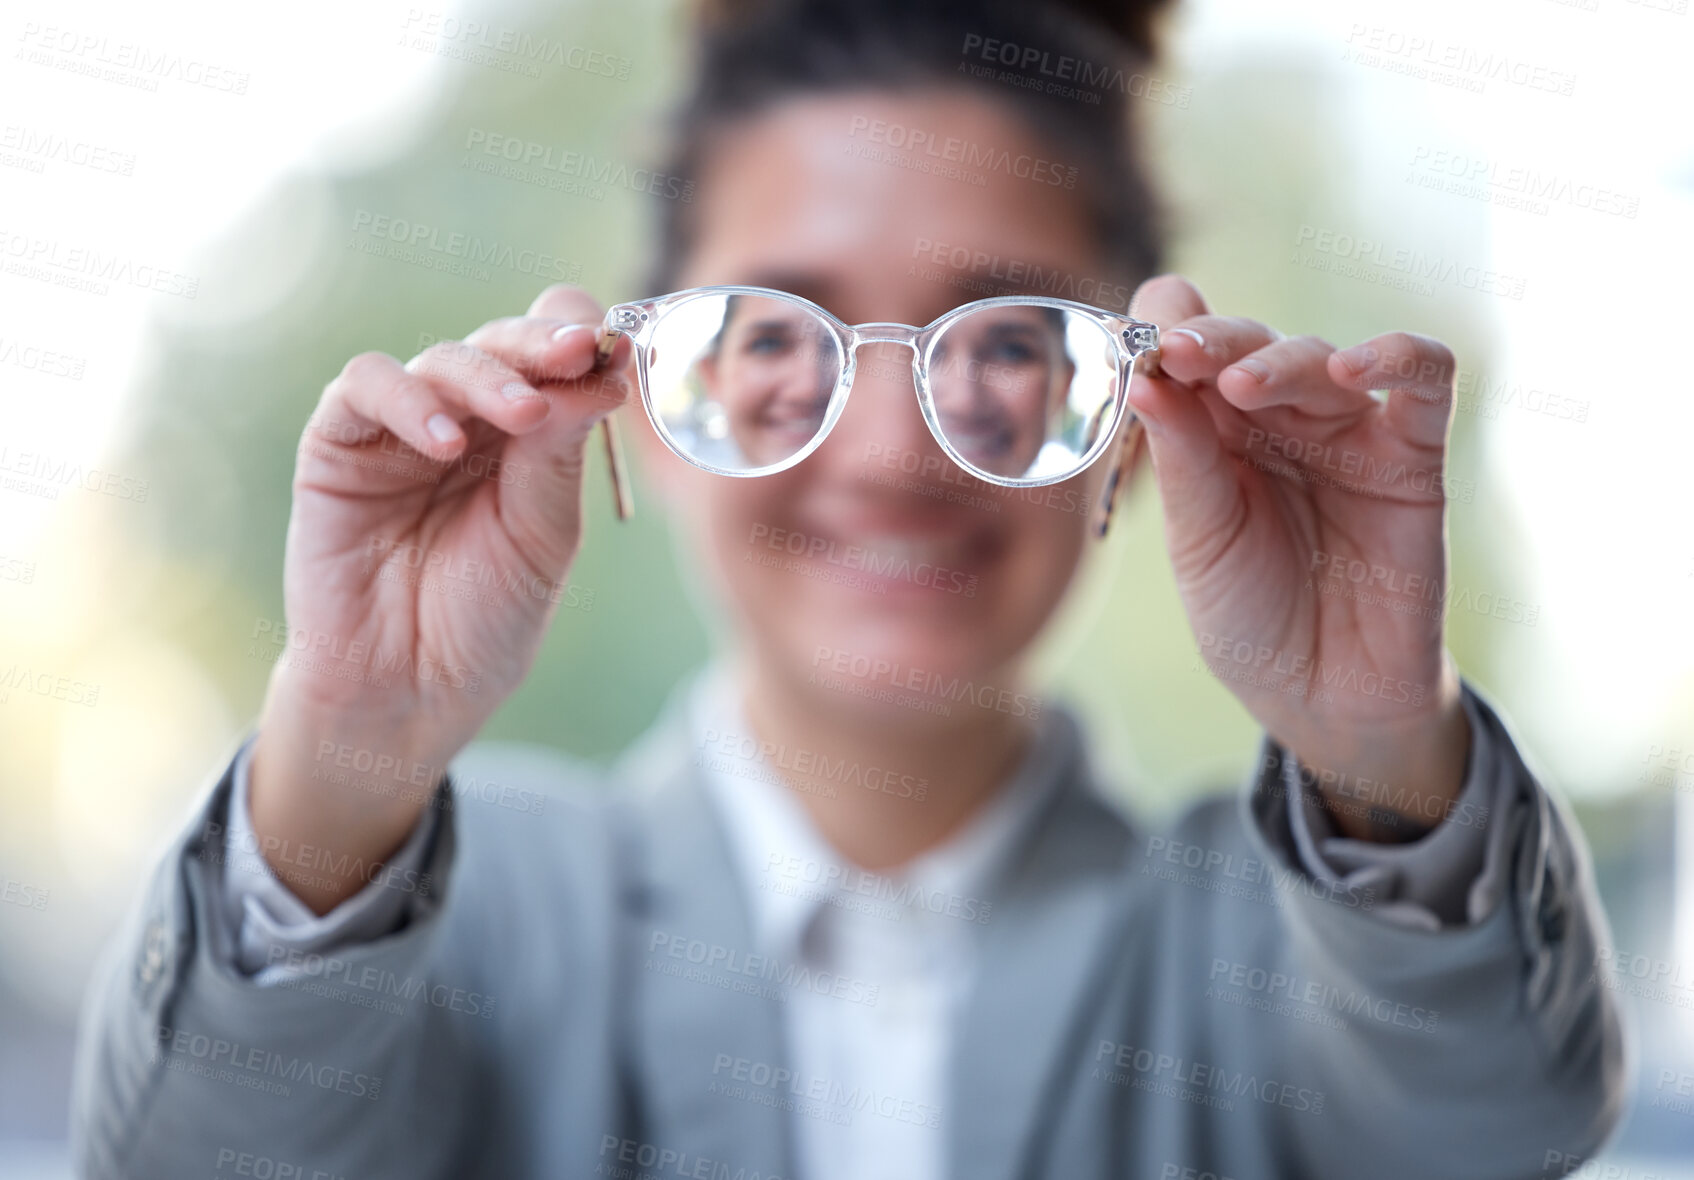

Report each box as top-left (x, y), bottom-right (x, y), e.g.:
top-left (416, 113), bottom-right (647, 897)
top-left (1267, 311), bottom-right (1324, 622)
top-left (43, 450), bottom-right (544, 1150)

top-left (733, 270), bottom-right (845, 317)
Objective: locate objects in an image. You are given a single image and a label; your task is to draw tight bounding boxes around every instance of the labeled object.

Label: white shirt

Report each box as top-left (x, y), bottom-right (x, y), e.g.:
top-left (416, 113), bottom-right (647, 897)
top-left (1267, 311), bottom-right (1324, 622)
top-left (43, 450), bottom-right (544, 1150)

top-left (688, 667), bottom-right (1065, 1180)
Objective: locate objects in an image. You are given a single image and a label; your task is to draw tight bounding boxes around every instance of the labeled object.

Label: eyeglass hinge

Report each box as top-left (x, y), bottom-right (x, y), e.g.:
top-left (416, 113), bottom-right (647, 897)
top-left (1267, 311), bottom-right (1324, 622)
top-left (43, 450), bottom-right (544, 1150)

top-left (1124, 325), bottom-right (1158, 352)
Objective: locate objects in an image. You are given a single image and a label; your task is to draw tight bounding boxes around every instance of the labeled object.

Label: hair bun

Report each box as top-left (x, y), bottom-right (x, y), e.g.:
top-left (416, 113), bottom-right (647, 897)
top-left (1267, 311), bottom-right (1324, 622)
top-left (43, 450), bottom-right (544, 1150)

top-left (691, 0), bottom-right (1172, 60)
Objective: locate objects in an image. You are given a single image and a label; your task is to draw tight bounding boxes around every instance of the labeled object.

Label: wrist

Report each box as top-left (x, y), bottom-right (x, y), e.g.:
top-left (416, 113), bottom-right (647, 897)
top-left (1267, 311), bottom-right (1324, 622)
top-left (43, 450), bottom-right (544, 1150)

top-left (1277, 660), bottom-right (1471, 843)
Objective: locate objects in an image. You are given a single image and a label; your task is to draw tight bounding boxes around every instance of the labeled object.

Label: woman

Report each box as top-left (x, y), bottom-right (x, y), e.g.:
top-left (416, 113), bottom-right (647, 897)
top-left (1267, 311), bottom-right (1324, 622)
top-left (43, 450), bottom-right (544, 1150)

top-left (70, 0), bottom-right (1625, 1177)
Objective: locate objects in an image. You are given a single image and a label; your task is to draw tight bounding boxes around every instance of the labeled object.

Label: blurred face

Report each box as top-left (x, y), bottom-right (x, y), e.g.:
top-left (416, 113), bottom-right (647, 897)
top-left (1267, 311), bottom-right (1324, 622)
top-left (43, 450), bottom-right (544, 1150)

top-left (640, 88), bottom-right (1134, 718)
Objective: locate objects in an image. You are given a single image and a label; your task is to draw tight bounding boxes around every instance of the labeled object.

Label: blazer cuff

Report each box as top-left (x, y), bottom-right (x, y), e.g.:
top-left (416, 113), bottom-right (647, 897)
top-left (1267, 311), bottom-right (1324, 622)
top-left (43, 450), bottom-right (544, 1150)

top-left (211, 734), bottom-right (445, 979)
top-left (1250, 679), bottom-right (1518, 931)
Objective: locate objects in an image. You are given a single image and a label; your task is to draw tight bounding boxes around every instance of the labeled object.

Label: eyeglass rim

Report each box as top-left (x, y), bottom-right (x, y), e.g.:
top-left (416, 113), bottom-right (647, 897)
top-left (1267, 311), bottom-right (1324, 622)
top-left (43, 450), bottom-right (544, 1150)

top-left (601, 284), bottom-right (1160, 489)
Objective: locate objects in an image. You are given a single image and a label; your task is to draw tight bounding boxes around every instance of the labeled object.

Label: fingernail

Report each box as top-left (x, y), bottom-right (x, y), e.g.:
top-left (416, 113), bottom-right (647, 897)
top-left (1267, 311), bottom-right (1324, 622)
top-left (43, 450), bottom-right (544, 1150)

top-left (1335, 344), bottom-right (1377, 375)
top-left (426, 413), bottom-right (462, 443)
top-left (552, 323), bottom-right (594, 343)
top-left (1168, 327), bottom-right (1206, 350)
top-left (1231, 358), bottom-right (1271, 383)
top-left (501, 381), bottom-right (536, 401)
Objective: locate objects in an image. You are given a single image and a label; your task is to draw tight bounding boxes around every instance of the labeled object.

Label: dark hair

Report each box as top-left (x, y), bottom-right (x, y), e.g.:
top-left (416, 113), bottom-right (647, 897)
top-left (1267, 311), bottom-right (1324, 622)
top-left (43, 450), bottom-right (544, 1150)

top-left (645, 0), bottom-right (1173, 300)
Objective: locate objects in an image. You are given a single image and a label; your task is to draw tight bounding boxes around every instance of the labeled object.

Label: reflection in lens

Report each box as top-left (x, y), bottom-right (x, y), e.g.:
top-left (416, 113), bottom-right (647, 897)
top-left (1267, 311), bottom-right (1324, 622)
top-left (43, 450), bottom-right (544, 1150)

top-left (644, 293), bottom-right (842, 472)
top-left (926, 305), bottom-right (1120, 481)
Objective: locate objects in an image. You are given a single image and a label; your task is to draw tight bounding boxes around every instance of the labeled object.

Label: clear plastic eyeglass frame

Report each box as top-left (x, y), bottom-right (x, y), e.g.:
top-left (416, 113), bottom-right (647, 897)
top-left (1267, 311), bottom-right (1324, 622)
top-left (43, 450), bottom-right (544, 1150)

top-left (590, 285), bottom-right (1162, 538)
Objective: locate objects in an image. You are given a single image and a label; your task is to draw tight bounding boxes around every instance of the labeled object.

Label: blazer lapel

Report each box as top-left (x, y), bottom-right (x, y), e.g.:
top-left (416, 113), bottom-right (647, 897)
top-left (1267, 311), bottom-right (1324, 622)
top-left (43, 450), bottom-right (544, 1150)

top-left (617, 712), bottom-right (797, 1180)
top-left (947, 750), bottom-right (1136, 1180)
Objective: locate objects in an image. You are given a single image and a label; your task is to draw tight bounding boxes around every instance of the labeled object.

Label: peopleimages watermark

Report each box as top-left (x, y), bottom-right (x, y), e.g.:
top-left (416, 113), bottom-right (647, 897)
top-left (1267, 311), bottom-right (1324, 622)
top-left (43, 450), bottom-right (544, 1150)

top-left (1590, 945), bottom-right (1694, 1010)
top-left (1405, 145), bottom-right (1640, 220)
top-left (1340, 25), bottom-right (1577, 98)
top-left (709, 1052), bottom-right (941, 1129)
top-left (0, 333), bottom-right (87, 380)
top-left (262, 946), bottom-right (496, 1020)
top-left (1291, 224), bottom-right (1527, 302)
top-left (909, 236), bottom-right (1133, 308)
top-left (304, 413), bottom-right (532, 489)
top-left (0, 445), bottom-right (150, 503)
top-left (1197, 632), bottom-right (1428, 709)
top-left (1542, 1149), bottom-right (1678, 1180)
top-left (1205, 956), bottom-right (1440, 1035)
top-left (957, 33), bottom-right (1193, 109)
top-left (311, 739), bottom-right (548, 816)
top-left (695, 727), bottom-right (930, 803)
top-left (0, 229), bottom-right (198, 298)
top-left (213, 1147), bottom-right (348, 1179)
top-left (1270, 750), bottom-right (1490, 833)
top-left (1640, 744), bottom-right (1694, 795)
top-left (153, 1025), bottom-right (381, 1101)
top-left (646, 928), bottom-right (881, 1007)
top-left (859, 441), bottom-right (1094, 519)
top-left (1454, 367), bottom-right (1590, 424)
top-left (0, 553), bottom-right (37, 584)
top-left (762, 853), bottom-right (992, 925)
top-left (1305, 550), bottom-right (1541, 628)
top-left (1649, 1069), bottom-right (1694, 1118)
top-left (1240, 426), bottom-right (1475, 504)
top-left (248, 617), bottom-right (484, 695)
top-left (1, 877), bottom-right (50, 911)
top-left (396, 10), bottom-right (632, 80)
top-left (15, 22), bottom-right (251, 95)
top-left (598, 1135), bottom-right (791, 1180)
top-left (459, 128), bottom-right (694, 203)
top-left (200, 811), bottom-right (434, 903)
top-left (845, 115), bottom-right (1079, 189)
top-left (1092, 1039), bottom-right (1326, 1115)
top-left (0, 124), bottom-right (135, 178)
top-left (1141, 834), bottom-right (1378, 912)
top-left (347, 209), bottom-right (581, 285)
top-left (0, 662), bottom-right (100, 707)
top-left (745, 522), bottom-right (979, 598)
top-left (808, 644), bottom-right (1042, 720)
top-left (362, 535), bottom-right (593, 612)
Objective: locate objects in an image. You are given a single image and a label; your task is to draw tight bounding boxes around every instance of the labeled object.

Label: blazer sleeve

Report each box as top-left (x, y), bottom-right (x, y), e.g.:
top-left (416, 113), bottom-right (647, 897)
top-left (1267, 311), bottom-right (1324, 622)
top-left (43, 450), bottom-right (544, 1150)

top-left (67, 743), bottom-right (486, 1180)
top-left (1241, 678), bottom-right (1629, 1179)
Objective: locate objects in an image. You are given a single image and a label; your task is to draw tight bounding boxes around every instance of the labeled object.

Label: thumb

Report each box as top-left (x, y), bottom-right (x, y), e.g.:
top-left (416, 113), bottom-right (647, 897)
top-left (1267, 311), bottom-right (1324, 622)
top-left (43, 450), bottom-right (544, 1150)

top-left (1124, 361), bottom-right (1244, 573)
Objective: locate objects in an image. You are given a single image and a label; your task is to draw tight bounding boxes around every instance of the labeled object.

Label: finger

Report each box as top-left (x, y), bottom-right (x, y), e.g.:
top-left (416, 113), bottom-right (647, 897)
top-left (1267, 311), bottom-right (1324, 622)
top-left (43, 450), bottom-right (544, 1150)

top-left (1128, 273), bottom-right (1210, 330)
top-left (1327, 332), bottom-right (1457, 450)
top-left (307, 351), bottom-right (473, 465)
top-left (496, 371), bottom-right (637, 573)
top-left (465, 316), bottom-right (614, 386)
top-left (1124, 366), bottom-right (1243, 556)
top-left (1155, 315), bottom-right (1284, 386)
top-left (526, 282), bottom-right (603, 323)
top-left (1215, 334), bottom-right (1377, 416)
top-left (403, 341), bottom-right (553, 436)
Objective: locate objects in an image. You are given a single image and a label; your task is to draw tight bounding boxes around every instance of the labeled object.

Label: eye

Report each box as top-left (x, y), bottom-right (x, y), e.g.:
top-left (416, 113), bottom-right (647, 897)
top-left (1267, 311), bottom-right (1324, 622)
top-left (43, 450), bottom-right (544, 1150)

top-left (743, 325), bottom-right (794, 356)
top-left (979, 337), bottom-right (1039, 365)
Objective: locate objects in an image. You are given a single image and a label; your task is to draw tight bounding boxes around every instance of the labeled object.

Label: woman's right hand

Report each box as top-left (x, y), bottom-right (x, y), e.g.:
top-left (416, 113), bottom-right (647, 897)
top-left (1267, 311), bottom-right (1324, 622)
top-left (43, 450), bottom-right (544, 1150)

top-left (247, 285), bottom-right (631, 913)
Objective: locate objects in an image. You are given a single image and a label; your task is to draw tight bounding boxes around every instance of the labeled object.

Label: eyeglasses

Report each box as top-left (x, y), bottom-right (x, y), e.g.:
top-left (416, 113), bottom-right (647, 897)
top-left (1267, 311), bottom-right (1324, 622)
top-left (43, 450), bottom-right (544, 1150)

top-left (590, 285), bottom-right (1161, 536)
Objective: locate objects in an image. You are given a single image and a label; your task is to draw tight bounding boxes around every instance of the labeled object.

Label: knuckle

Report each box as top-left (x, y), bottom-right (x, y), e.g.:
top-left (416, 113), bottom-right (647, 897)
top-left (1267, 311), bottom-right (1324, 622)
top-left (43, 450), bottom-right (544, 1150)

top-left (1291, 334), bottom-right (1333, 354)
top-left (339, 350), bottom-right (397, 387)
top-left (528, 283), bottom-right (603, 322)
top-left (388, 371), bottom-right (441, 412)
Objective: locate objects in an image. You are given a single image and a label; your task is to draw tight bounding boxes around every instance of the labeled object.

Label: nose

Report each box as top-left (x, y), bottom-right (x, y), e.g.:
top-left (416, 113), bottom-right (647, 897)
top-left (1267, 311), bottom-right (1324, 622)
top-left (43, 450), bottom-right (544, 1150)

top-left (813, 335), bottom-right (943, 480)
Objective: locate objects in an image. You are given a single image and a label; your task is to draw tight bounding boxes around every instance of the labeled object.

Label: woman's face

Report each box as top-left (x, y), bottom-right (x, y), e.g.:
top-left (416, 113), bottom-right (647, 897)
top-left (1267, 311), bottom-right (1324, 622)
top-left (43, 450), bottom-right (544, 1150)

top-left (643, 88), bottom-right (1130, 716)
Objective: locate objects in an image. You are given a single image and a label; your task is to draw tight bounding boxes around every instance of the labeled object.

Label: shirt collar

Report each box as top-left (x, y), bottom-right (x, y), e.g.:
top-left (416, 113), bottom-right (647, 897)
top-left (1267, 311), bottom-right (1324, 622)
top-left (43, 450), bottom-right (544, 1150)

top-left (688, 663), bottom-right (1074, 963)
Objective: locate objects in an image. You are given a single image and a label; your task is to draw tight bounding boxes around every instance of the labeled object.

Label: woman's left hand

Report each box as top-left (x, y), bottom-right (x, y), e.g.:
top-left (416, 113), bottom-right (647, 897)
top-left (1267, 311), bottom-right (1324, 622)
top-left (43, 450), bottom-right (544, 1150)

top-left (1125, 274), bottom-right (1472, 840)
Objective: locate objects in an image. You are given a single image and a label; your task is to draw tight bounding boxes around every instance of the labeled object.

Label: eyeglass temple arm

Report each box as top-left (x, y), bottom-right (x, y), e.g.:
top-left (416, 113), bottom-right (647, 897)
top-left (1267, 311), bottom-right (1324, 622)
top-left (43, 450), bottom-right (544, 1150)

top-left (594, 326), bottom-right (635, 522)
top-left (1093, 340), bottom-right (1162, 540)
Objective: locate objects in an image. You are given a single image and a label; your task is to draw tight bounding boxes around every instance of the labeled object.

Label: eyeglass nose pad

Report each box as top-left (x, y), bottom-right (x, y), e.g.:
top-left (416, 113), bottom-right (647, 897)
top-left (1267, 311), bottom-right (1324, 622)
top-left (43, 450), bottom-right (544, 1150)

top-left (848, 323), bottom-right (922, 349)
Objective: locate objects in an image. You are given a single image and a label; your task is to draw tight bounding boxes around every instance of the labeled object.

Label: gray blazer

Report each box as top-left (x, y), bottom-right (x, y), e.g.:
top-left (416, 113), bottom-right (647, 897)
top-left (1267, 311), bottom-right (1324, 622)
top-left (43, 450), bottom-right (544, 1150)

top-left (70, 684), bottom-right (1625, 1179)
